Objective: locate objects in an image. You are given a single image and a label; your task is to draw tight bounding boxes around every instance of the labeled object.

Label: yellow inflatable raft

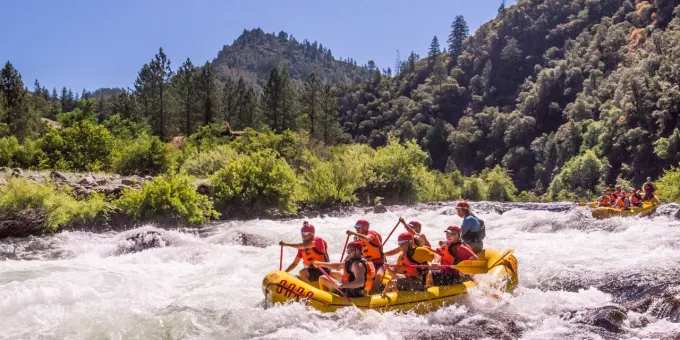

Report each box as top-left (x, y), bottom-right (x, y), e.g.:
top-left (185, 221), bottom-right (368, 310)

top-left (592, 200), bottom-right (659, 219)
top-left (262, 248), bottom-right (518, 314)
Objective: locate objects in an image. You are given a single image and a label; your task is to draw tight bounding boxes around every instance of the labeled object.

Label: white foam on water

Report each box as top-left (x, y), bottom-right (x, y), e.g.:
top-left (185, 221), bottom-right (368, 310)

top-left (0, 206), bottom-right (679, 339)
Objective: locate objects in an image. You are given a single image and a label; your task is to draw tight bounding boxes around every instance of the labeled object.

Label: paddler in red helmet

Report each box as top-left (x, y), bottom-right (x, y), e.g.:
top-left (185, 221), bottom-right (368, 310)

top-left (279, 221), bottom-right (332, 284)
top-left (346, 219), bottom-right (385, 293)
top-left (433, 226), bottom-right (478, 285)
top-left (312, 241), bottom-right (376, 298)
top-left (382, 232), bottom-right (441, 294)
top-left (384, 218), bottom-right (432, 256)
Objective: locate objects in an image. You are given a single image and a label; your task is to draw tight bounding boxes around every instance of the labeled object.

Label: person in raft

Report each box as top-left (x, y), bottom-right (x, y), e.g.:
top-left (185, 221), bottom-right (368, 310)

top-left (455, 201), bottom-right (485, 253)
top-left (312, 241), bottom-right (376, 298)
top-left (643, 177), bottom-right (655, 202)
top-left (346, 219), bottom-right (385, 293)
top-left (597, 187), bottom-right (613, 207)
top-left (433, 226), bottom-right (479, 286)
top-left (612, 185), bottom-right (623, 200)
top-left (630, 188), bottom-right (643, 207)
top-left (382, 232), bottom-right (441, 293)
top-left (384, 218), bottom-right (432, 257)
top-left (279, 221), bottom-right (331, 284)
top-left (615, 191), bottom-right (631, 210)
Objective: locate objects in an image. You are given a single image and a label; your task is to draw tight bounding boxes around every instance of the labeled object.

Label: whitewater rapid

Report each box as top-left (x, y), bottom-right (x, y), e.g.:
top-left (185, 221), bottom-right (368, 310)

top-left (1, 202), bottom-right (679, 340)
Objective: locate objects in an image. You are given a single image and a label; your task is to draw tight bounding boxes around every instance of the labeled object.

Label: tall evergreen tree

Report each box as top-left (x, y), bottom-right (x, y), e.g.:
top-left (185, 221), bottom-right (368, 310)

top-left (51, 88), bottom-right (58, 101)
top-left (134, 64), bottom-right (153, 119)
top-left (279, 66), bottom-right (297, 131)
top-left (198, 61), bottom-right (219, 126)
top-left (319, 84), bottom-right (340, 144)
top-left (33, 79), bottom-right (41, 95)
top-left (149, 47), bottom-right (173, 139)
top-left (448, 16), bottom-right (469, 63)
top-left (428, 36), bottom-right (441, 69)
top-left (263, 66), bottom-right (282, 131)
top-left (302, 73), bottom-right (320, 138)
top-left (498, 0), bottom-right (505, 14)
top-left (175, 58), bottom-right (198, 136)
top-left (395, 50), bottom-right (401, 75)
top-left (60, 87), bottom-right (68, 112)
top-left (1, 62), bottom-right (38, 140)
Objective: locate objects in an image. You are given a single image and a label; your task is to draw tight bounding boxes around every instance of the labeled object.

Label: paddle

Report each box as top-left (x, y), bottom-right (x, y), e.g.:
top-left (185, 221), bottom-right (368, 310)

top-left (279, 245), bottom-right (283, 271)
top-left (318, 267), bottom-right (366, 317)
top-left (578, 202), bottom-right (598, 207)
top-left (382, 218), bottom-right (402, 246)
top-left (339, 234), bottom-right (350, 262)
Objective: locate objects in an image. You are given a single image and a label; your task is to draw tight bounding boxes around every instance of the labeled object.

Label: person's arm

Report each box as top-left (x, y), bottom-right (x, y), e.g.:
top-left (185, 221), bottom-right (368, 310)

top-left (279, 240), bottom-right (314, 250)
top-left (311, 261), bottom-right (344, 271)
top-left (346, 230), bottom-right (375, 243)
top-left (339, 262), bottom-right (366, 289)
top-left (460, 217), bottom-right (479, 236)
top-left (285, 256), bottom-right (301, 272)
top-left (384, 247), bottom-right (402, 257)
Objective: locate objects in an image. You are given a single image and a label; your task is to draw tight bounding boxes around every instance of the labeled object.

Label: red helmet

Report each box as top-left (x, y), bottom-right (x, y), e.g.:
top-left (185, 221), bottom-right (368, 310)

top-left (408, 221), bottom-right (422, 230)
top-left (398, 232), bottom-right (413, 242)
top-left (456, 201), bottom-right (470, 209)
top-left (355, 219), bottom-right (369, 228)
top-left (347, 241), bottom-right (363, 251)
top-left (615, 185), bottom-right (621, 189)
top-left (445, 226), bottom-right (462, 234)
top-left (301, 224), bottom-right (315, 234)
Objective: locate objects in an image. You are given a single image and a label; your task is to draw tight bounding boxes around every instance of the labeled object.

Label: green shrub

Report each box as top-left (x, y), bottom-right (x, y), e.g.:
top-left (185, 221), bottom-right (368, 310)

top-left (370, 135), bottom-right (429, 201)
top-left (0, 178), bottom-right (108, 232)
top-left (115, 173), bottom-right (219, 225)
top-left (103, 114), bottom-right (150, 140)
top-left (656, 165), bottom-right (680, 202)
top-left (482, 165), bottom-right (517, 201)
top-left (413, 168), bottom-right (460, 202)
top-left (462, 177), bottom-right (487, 201)
top-left (516, 191), bottom-right (541, 202)
top-left (111, 134), bottom-right (174, 176)
top-left (181, 144), bottom-right (240, 176)
top-left (211, 150), bottom-right (298, 213)
top-left (0, 136), bottom-right (20, 167)
top-left (37, 128), bottom-right (67, 169)
top-left (548, 150), bottom-right (608, 200)
top-left (232, 128), bottom-right (309, 170)
top-left (185, 123), bottom-right (231, 152)
top-left (15, 139), bottom-right (47, 169)
top-left (60, 121), bottom-right (113, 172)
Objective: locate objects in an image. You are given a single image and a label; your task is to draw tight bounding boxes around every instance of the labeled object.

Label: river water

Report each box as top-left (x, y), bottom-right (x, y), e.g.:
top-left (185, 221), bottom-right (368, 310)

top-left (1, 202), bottom-right (679, 340)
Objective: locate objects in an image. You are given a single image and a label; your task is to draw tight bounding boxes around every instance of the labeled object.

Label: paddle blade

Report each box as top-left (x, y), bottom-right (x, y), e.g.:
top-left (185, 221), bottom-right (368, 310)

top-left (452, 260), bottom-right (489, 274)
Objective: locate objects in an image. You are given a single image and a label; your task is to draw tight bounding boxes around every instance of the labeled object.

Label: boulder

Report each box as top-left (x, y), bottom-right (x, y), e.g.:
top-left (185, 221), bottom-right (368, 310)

top-left (121, 178), bottom-right (138, 186)
top-left (197, 183), bottom-right (212, 195)
top-left (76, 188), bottom-right (94, 198)
top-left (50, 171), bottom-right (68, 182)
top-left (143, 175), bottom-right (154, 181)
top-left (10, 168), bottom-right (23, 178)
top-left (374, 203), bottom-right (388, 213)
top-left (78, 175), bottom-right (96, 187)
top-left (96, 179), bottom-right (109, 186)
top-left (0, 167), bottom-right (7, 173)
top-left (675, 207), bottom-right (680, 220)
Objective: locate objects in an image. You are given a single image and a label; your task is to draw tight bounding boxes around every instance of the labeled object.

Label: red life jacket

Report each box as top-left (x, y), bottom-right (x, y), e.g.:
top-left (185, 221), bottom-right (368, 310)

top-left (438, 241), bottom-right (475, 266)
top-left (301, 237), bottom-right (330, 267)
top-left (631, 193), bottom-right (641, 205)
top-left (342, 258), bottom-right (376, 291)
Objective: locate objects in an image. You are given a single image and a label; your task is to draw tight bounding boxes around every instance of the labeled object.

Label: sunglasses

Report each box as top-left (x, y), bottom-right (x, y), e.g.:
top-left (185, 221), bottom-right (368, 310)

top-left (353, 224), bottom-right (362, 229)
top-left (301, 231), bottom-right (312, 236)
top-left (398, 240), bottom-right (410, 245)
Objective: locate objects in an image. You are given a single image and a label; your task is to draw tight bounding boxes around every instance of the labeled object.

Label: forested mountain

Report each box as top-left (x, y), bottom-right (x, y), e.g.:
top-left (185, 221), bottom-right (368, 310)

top-left (336, 0), bottom-right (680, 198)
top-left (3, 0), bottom-right (680, 202)
top-left (213, 28), bottom-right (372, 88)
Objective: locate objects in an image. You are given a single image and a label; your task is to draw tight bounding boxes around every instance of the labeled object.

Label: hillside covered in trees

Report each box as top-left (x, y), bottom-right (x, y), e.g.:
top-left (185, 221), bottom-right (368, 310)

top-left (3, 0), bottom-right (680, 208)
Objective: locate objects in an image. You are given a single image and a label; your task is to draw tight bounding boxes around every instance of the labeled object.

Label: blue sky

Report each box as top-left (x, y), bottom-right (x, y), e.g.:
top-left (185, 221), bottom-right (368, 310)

top-left (1, 0), bottom-right (516, 92)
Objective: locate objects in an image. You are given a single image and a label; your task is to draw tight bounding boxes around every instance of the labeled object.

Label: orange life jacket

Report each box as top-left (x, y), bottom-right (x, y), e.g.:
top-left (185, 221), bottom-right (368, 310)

top-left (301, 237), bottom-right (330, 267)
top-left (359, 230), bottom-right (385, 264)
top-left (342, 258), bottom-right (376, 291)
top-left (631, 193), bottom-right (641, 205)
top-left (599, 196), bottom-right (611, 207)
top-left (396, 247), bottom-right (429, 284)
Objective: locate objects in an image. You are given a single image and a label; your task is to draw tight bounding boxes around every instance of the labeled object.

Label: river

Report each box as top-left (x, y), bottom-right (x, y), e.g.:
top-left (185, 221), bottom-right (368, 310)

top-left (1, 202), bottom-right (679, 339)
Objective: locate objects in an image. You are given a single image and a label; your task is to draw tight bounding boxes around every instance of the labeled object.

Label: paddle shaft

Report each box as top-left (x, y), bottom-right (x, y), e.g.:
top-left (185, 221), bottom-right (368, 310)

top-left (279, 245), bottom-right (283, 270)
top-left (382, 219), bottom-right (401, 246)
top-left (339, 234), bottom-right (350, 262)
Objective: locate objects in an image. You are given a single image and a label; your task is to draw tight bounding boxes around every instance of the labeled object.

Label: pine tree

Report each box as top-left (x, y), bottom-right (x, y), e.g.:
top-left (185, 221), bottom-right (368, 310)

top-left (82, 89), bottom-right (89, 100)
top-left (395, 50), bottom-right (401, 75)
top-left (1, 61), bottom-right (39, 140)
top-left (60, 87), bottom-right (69, 112)
top-left (67, 89), bottom-right (75, 110)
top-left (134, 64), bottom-right (153, 119)
top-left (408, 51), bottom-right (417, 73)
top-left (263, 66), bottom-right (282, 131)
top-left (319, 84), bottom-right (340, 144)
top-left (448, 15), bottom-right (469, 63)
top-left (279, 66), bottom-right (296, 131)
top-left (428, 36), bottom-right (441, 69)
top-left (198, 61), bottom-right (219, 126)
top-left (51, 88), bottom-right (59, 101)
top-left (33, 79), bottom-right (41, 94)
top-left (498, 0), bottom-right (506, 14)
top-left (302, 73), bottom-right (320, 138)
top-left (175, 58), bottom-right (197, 135)
top-left (222, 77), bottom-right (237, 128)
top-left (149, 47), bottom-right (173, 139)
